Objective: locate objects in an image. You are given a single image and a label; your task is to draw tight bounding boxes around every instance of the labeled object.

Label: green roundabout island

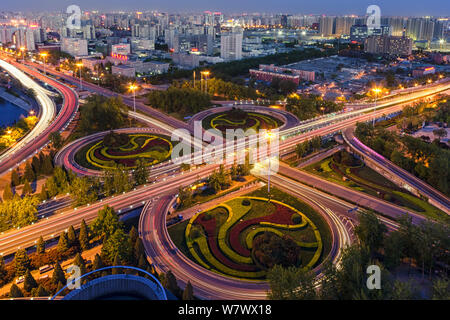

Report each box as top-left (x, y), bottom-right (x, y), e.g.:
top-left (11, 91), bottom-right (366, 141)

top-left (202, 108), bottom-right (284, 135)
top-left (75, 131), bottom-right (175, 170)
top-left (169, 187), bottom-right (332, 280)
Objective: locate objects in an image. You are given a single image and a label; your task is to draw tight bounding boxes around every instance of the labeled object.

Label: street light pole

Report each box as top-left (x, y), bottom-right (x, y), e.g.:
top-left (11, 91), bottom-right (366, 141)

top-left (76, 62), bottom-right (83, 91)
top-left (20, 47), bottom-right (25, 63)
top-left (40, 53), bottom-right (48, 75)
top-left (129, 84), bottom-right (138, 127)
top-left (371, 88), bottom-right (381, 127)
top-left (265, 131), bottom-right (274, 202)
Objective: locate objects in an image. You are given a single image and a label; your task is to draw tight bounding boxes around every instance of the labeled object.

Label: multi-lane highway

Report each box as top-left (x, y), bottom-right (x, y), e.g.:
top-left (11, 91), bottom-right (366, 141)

top-left (23, 61), bottom-right (192, 133)
top-left (138, 175), bottom-right (353, 300)
top-left (0, 59), bottom-right (78, 176)
top-left (343, 127), bottom-right (450, 214)
top-left (1, 56), bottom-right (448, 300)
top-left (0, 165), bottom-right (218, 257)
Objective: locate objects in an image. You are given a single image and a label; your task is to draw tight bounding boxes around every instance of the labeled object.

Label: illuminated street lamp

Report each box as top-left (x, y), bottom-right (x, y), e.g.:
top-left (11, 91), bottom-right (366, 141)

top-left (40, 52), bottom-right (48, 75)
top-left (320, 106), bottom-right (325, 116)
top-left (371, 87), bottom-right (382, 127)
top-left (76, 62), bottom-right (83, 91)
top-left (19, 47), bottom-right (25, 63)
top-left (265, 130), bottom-right (275, 201)
top-left (129, 83), bottom-right (138, 126)
top-left (200, 71), bottom-right (210, 94)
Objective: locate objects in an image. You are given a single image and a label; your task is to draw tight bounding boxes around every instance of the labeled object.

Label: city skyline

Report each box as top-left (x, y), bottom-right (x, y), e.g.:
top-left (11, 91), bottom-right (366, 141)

top-left (1, 0), bottom-right (450, 16)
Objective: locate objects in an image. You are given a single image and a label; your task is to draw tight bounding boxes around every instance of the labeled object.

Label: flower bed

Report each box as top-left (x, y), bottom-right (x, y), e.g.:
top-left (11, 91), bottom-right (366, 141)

top-left (183, 195), bottom-right (323, 279)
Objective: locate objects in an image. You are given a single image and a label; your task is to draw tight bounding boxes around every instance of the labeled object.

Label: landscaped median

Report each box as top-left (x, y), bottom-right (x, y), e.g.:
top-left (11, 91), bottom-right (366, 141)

top-left (172, 187), bottom-right (331, 280)
top-left (74, 131), bottom-right (176, 170)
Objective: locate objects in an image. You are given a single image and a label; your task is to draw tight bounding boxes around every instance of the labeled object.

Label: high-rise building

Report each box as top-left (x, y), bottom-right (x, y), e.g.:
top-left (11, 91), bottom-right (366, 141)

top-left (319, 16), bottom-right (335, 37)
top-left (385, 17), bottom-right (405, 36)
top-left (335, 16), bottom-right (356, 36)
top-left (406, 17), bottom-right (435, 41)
top-left (83, 25), bottom-right (96, 40)
top-left (220, 28), bottom-right (243, 60)
top-left (61, 37), bottom-right (88, 56)
top-left (12, 28), bottom-right (35, 50)
top-left (364, 35), bottom-right (412, 56)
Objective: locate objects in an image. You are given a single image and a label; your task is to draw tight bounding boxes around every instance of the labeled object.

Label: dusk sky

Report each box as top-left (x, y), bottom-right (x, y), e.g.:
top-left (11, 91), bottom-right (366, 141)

top-left (2, 0), bottom-right (449, 16)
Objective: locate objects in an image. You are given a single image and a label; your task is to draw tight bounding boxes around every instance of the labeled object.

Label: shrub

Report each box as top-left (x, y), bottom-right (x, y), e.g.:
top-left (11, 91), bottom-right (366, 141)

top-left (202, 213), bottom-right (212, 221)
top-left (241, 199), bottom-right (251, 206)
top-left (291, 213), bottom-right (302, 224)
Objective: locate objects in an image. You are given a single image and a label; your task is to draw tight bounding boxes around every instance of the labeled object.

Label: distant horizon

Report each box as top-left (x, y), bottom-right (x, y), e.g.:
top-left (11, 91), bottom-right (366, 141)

top-left (0, 0), bottom-right (449, 17)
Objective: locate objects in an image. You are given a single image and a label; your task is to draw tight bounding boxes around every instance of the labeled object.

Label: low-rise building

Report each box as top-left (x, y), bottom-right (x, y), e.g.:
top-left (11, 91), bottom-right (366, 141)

top-left (111, 65), bottom-right (135, 78)
top-left (412, 66), bottom-right (436, 77)
top-left (249, 64), bottom-right (315, 84)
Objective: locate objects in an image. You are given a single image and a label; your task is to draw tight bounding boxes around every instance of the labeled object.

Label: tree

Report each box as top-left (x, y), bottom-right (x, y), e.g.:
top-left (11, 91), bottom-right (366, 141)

top-left (432, 278), bottom-right (450, 300)
top-left (390, 280), bottom-right (418, 300)
top-left (52, 262), bottom-right (66, 285)
top-left (21, 179), bottom-right (33, 197)
top-left (133, 159), bottom-right (149, 185)
top-left (11, 169), bottom-right (20, 187)
top-left (178, 186), bottom-right (193, 208)
top-left (32, 285), bottom-right (50, 297)
top-left (90, 205), bottom-right (122, 239)
top-left (67, 225), bottom-right (78, 247)
top-left (70, 176), bottom-right (97, 207)
top-left (41, 154), bottom-right (54, 175)
top-left (14, 249), bottom-right (31, 276)
top-left (9, 284), bottom-right (24, 298)
top-left (92, 253), bottom-right (104, 271)
top-left (49, 131), bottom-right (63, 149)
top-left (0, 195), bottom-right (38, 230)
top-left (57, 232), bottom-right (69, 253)
top-left (383, 231), bottom-right (404, 270)
top-left (73, 253), bottom-right (87, 275)
top-left (78, 95), bottom-right (127, 135)
top-left (78, 219), bottom-right (90, 251)
top-left (433, 128), bottom-right (447, 140)
top-left (101, 229), bottom-right (132, 263)
top-left (182, 281), bottom-right (194, 300)
top-left (137, 255), bottom-right (148, 270)
top-left (0, 256), bottom-right (6, 279)
top-left (31, 156), bottom-right (41, 175)
top-left (134, 237), bottom-right (145, 262)
top-left (267, 264), bottom-right (317, 300)
top-left (295, 142), bottom-right (308, 159)
top-left (129, 226), bottom-right (138, 247)
top-left (355, 211), bottom-right (387, 256)
top-left (2, 184), bottom-right (14, 201)
top-left (112, 255), bottom-right (121, 275)
top-left (36, 236), bottom-right (45, 254)
top-left (39, 183), bottom-right (49, 201)
top-left (24, 162), bottom-right (35, 182)
top-left (162, 270), bottom-right (181, 297)
top-left (311, 136), bottom-right (321, 151)
top-left (23, 269), bottom-right (38, 292)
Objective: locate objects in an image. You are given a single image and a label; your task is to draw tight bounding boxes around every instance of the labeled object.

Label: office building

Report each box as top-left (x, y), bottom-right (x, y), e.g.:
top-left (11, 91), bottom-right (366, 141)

top-left (220, 28), bottom-right (243, 60)
top-left (61, 37), bottom-right (88, 56)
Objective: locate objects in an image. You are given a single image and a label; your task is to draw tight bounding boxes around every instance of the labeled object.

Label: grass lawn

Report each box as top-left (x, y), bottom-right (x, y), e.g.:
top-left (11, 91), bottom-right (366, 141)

top-left (73, 132), bottom-right (176, 170)
top-left (169, 186), bottom-right (332, 280)
top-left (303, 151), bottom-right (449, 223)
top-left (167, 220), bottom-right (193, 260)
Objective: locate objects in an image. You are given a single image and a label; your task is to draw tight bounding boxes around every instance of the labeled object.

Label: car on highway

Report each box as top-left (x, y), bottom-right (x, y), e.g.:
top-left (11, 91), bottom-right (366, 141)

top-left (39, 264), bottom-right (53, 274)
top-left (166, 214), bottom-right (183, 226)
top-left (15, 276), bottom-right (25, 284)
